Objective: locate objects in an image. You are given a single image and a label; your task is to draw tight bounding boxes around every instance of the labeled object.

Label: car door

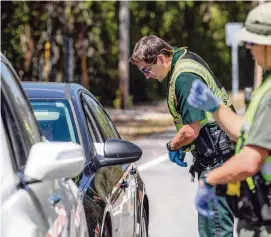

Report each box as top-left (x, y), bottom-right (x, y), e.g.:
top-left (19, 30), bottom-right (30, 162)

top-left (82, 93), bottom-right (136, 237)
top-left (1, 59), bottom-right (81, 237)
top-left (1, 89), bottom-right (67, 237)
top-left (0, 116), bottom-right (48, 237)
top-left (27, 98), bottom-right (89, 236)
top-left (80, 94), bottom-right (125, 237)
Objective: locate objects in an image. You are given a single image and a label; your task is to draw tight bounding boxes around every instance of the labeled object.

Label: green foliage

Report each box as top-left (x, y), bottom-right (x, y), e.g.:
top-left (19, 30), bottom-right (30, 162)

top-left (1, 1), bottom-right (256, 106)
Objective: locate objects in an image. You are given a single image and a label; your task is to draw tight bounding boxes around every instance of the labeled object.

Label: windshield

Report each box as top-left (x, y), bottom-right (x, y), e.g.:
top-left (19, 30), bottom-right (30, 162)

top-left (30, 100), bottom-right (79, 143)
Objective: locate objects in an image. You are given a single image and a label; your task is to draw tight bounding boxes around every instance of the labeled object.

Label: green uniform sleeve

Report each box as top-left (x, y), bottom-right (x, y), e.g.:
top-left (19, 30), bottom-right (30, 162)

top-left (175, 72), bottom-right (206, 125)
top-left (245, 90), bottom-right (271, 151)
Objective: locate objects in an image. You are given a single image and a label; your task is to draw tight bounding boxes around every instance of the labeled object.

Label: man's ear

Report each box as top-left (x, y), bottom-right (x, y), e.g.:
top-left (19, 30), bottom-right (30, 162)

top-left (157, 55), bottom-right (164, 64)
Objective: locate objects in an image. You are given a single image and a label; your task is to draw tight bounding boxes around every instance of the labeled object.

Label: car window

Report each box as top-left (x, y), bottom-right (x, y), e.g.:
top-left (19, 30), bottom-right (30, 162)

top-left (82, 94), bottom-right (117, 140)
top-left (1, 96), bottom-right (28, 169)
top-left (1, 62), bottom-right (41, 149)
top-left (81, 98), bottom-right (103, 143)
top-left (29, 100), bottom-right (79, 143)
top-left (80, 94), bottom-right (130, 173)
top-left (104, 112), bottom-right (120, 139)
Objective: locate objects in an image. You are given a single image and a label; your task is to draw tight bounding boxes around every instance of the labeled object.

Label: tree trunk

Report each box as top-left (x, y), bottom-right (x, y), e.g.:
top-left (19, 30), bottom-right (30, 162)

top-left (119, 1), bottom-right (130, 109)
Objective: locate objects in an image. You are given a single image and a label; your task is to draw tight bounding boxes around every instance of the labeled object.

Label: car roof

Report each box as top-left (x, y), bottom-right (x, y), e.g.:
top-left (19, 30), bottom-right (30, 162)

top-left (22, 82), bottom-right (83, 99)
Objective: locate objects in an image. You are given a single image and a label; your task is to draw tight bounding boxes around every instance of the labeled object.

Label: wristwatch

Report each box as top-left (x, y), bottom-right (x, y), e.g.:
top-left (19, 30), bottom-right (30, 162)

top-left (167, 141), bottom-right (176, 151)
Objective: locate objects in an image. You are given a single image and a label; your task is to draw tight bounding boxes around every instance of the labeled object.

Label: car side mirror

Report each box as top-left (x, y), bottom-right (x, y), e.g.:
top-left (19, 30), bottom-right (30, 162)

top-left (94, 139), bottom-right (142, 167)
top-left (24, 142), bottom-right (86, 180)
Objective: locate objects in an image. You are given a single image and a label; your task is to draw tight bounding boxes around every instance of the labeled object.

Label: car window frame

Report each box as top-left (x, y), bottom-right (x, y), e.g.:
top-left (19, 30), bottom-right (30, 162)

top-left (1, 89), bottom-right (29, 170)
top-left (1, 60), bottom-right (42, 148)
top-left (82, 93), bottom-right (119, 140)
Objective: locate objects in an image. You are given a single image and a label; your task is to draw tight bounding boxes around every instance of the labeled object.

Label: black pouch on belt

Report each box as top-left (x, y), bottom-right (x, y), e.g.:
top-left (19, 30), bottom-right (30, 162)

top-left (192, 122), bottom-right (236, 161)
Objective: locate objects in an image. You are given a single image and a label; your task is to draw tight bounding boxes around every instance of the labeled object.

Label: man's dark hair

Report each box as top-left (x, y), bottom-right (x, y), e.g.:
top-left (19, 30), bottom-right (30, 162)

top-left (130, 35), bottom-right (173, 64)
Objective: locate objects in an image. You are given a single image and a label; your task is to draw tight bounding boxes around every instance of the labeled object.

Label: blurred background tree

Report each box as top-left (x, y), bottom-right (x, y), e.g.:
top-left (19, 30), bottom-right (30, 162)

top-left (1, 1), bottom-right (256, 107)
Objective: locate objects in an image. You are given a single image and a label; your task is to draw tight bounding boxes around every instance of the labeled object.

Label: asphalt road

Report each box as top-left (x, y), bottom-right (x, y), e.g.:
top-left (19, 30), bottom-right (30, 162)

top-left (133, 127), bottom-right (199, 237)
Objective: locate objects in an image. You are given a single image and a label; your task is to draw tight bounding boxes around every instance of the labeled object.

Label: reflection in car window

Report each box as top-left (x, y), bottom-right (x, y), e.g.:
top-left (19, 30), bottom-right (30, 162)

top-left (105, 113), bottom-right (120, 139)
top-left (30, 100), bottom-right (79, 143)
top-left (1, 62), bottom-right (41, 148)
top-left (94, 166), bottom-right (124, 202)
top-left (82, 94), bottom-right (116, 139)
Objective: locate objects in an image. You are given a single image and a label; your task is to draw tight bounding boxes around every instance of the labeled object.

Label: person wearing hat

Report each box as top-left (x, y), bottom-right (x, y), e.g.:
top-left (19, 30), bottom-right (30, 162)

top-left (188, 2), bottom-right (271, 236)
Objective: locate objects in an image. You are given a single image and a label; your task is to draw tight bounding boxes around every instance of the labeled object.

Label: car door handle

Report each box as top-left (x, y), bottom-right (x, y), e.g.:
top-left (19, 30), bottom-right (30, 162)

top-left (120, 180), bottom-right (129, 189)
top-left (48, 193), bottom-right (62, 205)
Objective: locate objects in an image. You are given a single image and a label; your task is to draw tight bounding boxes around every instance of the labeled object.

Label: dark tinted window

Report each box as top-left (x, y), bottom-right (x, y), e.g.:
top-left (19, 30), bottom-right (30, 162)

top-left (81, 99), bottom-right (103, 143)
top-left (82, 94), bottom-right (116, 139)
top-left (106, 114), bottom-right (120, 138)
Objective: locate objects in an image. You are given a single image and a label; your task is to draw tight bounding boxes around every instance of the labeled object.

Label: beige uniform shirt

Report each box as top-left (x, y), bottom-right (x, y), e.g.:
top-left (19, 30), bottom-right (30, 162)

top-left (245, 89), bottom-right (271, 151)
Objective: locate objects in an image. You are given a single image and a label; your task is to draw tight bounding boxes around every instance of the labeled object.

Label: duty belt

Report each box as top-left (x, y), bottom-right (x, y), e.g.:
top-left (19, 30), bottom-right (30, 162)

top-left (197, 152), bottom-right (233, 168)
top-left (189, 152), bottom-right (234, 182)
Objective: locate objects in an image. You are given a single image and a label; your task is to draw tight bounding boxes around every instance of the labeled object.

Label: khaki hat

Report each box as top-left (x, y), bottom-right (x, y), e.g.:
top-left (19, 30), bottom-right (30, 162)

top-left (237, 2), bottom-right (271, 45)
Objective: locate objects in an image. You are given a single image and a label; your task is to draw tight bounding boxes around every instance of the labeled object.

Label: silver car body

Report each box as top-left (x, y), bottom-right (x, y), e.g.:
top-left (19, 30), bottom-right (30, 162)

top-left (0, 53), bottom-right (89, 237)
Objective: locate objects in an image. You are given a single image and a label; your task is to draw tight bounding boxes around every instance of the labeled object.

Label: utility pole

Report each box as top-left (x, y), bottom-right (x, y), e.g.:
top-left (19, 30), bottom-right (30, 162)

top-left (63, 1), bottom-right (74, 82)
top-left (119, 1), bottom-right (130, 110)
top-left (231, 42), bottom-right (239, 98)
top-left (225, 22), bottom-right (243, 98)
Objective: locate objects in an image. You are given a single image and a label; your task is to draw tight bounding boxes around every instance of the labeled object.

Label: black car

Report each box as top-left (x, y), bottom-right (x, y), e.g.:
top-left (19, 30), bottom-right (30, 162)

top-left (22, 82), bottom-right (149, 237)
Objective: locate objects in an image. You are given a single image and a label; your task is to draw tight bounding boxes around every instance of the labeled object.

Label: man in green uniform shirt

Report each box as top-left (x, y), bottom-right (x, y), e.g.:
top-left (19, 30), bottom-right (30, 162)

top-left (130, 36), bottom-right (235, 236)
top-left (188, 3), bottom-right (271, 236)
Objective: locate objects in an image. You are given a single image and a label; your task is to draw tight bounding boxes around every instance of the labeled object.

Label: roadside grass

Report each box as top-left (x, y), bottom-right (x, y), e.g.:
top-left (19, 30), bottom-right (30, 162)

top-left (114, 118), bottom-right (173, 141)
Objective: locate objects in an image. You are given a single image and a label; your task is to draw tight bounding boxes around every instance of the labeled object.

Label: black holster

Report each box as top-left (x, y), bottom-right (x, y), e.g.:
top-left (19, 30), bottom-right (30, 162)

top-left (188, 122), bottom-right (236, 181)
top-left (193, 122), bottom-right (236, 159)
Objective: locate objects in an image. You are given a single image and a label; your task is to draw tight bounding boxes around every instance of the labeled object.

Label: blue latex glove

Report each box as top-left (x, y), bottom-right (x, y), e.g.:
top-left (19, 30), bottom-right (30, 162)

top-left (187, 80), bottom-right (221, 113)
top-left (167, 142), bottom-right (187, 167)
top-left (195, 178), bottom-right (218, 218)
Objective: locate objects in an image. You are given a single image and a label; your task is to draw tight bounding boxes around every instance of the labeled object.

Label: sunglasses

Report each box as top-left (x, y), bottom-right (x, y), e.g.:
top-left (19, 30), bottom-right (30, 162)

top-left (139, 47), bottom-right (187, 74)
top-left (141, 54), bottom-right (159, 74)
top-left (246, 42), bottom-right (255, 47)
